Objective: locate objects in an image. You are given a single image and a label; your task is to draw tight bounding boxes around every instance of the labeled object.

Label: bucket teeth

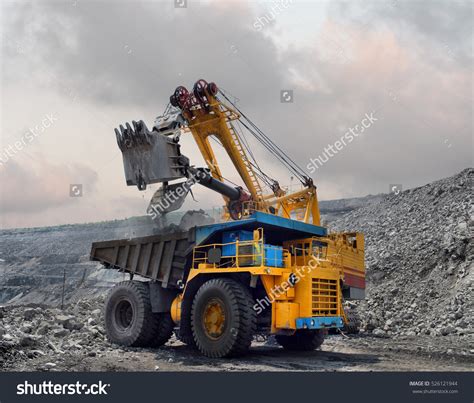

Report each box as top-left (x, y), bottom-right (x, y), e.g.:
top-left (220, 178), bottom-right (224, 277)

top-left (115, 116), bottom-right (186, 188)
top-left (114, 128), bottom-right (121, 148)
top-left (131, 120), bottom-right (140, 145)
top-left (115, 120), bottom-right (152, 150)
top-left (132, 120), bottom-right (139, 136)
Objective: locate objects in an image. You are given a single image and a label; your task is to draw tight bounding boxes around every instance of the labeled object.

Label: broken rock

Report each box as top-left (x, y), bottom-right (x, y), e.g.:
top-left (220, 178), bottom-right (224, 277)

top-left (56, 315), bottom-right (83, 331)
top-left (23, 308), bottom-right (38, 321)
top-left (53, 328), bottom-right (69, 338)
top-left (19, 334), bottom-right (41, 347)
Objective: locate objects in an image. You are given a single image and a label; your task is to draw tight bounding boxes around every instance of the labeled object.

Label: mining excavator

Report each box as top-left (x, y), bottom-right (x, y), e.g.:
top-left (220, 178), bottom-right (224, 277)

top-left (90, 79), bottom-right (365, 358)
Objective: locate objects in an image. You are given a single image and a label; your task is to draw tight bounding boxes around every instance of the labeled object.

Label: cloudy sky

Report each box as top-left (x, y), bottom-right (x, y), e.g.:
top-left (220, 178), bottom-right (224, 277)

top-left (0, 0), bottom-right (472, 229)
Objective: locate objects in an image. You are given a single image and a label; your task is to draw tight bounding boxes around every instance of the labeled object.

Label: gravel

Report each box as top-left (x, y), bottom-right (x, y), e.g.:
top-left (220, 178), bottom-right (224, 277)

top-left (330, 168), bottom-right (473, 344)
top-left (0, 298), bottom-right (110, 370)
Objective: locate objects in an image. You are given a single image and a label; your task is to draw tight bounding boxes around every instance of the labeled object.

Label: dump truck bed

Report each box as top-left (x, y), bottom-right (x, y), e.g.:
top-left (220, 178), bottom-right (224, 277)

top-left (90, 229), bottom-right (196, 289)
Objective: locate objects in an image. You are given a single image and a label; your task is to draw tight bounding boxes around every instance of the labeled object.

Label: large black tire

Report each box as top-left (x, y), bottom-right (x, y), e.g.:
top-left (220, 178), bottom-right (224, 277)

top-left (149, 312), bottom-right (174, 347)
top-left (104, 281), bottom-right (173, 347)
top-left (191, 278), bottom-right (256, 358)
top-left (276, 329), bottom-right (325, 351)
top-left (176, 329), bottom-right (197, 348)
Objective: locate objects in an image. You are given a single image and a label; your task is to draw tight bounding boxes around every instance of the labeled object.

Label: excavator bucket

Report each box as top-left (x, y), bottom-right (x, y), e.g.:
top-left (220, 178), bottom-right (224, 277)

top-left (115, 120), bottom-right (188, 190)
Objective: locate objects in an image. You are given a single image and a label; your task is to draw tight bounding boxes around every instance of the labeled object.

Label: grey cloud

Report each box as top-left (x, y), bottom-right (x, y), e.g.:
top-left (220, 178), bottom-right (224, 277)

top-left (330, 0), bottom-right (473, 65)
top-left (1, 0), bottom-right (472, 215)
top-left (0, 158), bottom-right (98, 214)
top-left (3, 1), bottom-right (283, 110)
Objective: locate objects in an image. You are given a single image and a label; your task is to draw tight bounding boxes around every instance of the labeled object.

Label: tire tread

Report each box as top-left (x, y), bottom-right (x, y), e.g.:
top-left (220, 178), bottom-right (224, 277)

top-left (191, 278), bottom-right (256, 358)
top-left (105, 281), bottom-right (173, 348)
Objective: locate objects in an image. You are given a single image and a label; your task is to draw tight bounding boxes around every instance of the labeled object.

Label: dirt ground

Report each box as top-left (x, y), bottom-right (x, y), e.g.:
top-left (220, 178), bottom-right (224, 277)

top-left (7, 334), bottom-right (473, 372)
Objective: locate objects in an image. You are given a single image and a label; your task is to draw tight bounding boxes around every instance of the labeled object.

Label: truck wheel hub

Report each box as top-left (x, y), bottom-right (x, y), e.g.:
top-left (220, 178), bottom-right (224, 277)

top-left (115, 299), bottom-right (134, 330)
top-left (203, 298), bottom-right (226, 339)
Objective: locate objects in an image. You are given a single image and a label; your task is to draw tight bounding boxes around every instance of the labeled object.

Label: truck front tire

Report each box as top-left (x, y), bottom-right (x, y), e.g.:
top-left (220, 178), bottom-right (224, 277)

top-left (104, 281), bottom-right (173, 347)
top-left (191, 278), bottom-right (256, 358)
top-left (276, 329), bottom-right (325, 351)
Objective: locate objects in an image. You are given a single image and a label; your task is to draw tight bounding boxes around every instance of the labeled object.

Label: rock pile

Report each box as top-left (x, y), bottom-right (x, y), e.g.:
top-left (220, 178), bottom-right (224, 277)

top-left (331, 168), bottom-right (473, 340)
top-left (0, 298), bottom-right (110, 370)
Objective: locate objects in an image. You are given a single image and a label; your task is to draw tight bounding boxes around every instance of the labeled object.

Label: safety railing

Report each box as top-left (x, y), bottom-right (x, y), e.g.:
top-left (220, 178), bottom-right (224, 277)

top-left (192, 229), bottom-right (265, 269)
top-left (192, 228), bottom-right (288, 269)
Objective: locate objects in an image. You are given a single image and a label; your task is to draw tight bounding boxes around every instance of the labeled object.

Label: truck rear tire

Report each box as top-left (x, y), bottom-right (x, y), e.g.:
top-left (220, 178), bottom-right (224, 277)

top-left (276, 329), bottom-right (325, 351)
top-left (105, 281), bottom-right (173, 347)
top-left (176, 329), bottom-right (197, 348)
top-left (191, 278), bottom-right (256, 358)
top-left (149, 313), bottom-right (174, 347)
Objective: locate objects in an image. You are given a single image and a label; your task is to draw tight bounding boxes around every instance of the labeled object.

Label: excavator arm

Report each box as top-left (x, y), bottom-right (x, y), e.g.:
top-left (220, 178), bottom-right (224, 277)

top-left (115, 79), bottom-right (321, 225)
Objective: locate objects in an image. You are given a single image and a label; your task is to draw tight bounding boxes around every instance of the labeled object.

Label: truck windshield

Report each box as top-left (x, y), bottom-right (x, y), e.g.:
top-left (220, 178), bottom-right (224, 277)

top-left (311, 240), bottom-right (328, 260)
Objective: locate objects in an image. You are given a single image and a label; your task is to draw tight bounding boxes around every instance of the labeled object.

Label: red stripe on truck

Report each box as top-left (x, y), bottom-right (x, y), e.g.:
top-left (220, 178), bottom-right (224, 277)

top-left (344, 273), bottom-right (365, 289)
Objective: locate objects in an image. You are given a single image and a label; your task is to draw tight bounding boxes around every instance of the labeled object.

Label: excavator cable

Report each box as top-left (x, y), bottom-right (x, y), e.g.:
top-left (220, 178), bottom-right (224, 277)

top-left (208, 131), bottom-right (293, 218)
top-left (209, 131), bottom-right (274, 192)
top-left (207, 136), bottom-right (253, 191)
top-left (237, 117), bottom-right (306, 184)
top-left (217, 89), bottom-right (310, 185)
top-left (243, 120), bottom-right (308, 184)
top-left (218, 88), bottom-right (307, 179)
top-left (232, 121), bottom-right (276, 189)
